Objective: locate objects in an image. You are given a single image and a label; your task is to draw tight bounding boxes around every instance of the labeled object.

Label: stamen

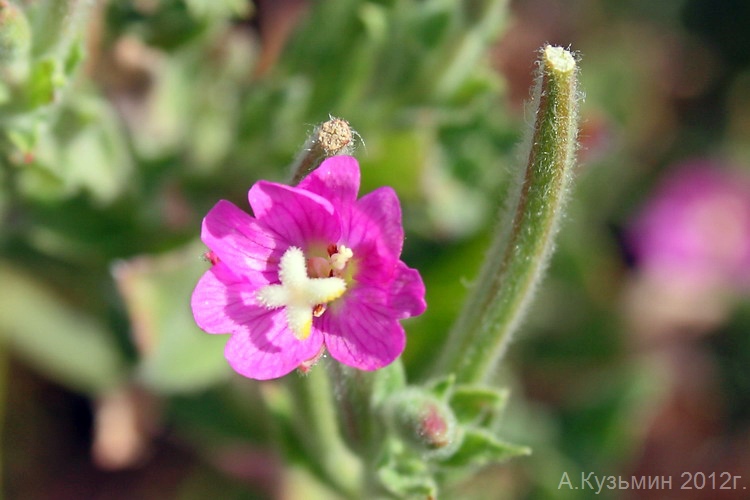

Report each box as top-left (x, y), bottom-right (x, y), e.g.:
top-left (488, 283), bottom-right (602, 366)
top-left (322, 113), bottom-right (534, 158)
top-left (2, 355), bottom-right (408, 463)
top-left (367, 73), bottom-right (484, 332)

top-left (330, 245), bottom-right (353, 271)
top-left (312, 304), bottom-right (326, 317)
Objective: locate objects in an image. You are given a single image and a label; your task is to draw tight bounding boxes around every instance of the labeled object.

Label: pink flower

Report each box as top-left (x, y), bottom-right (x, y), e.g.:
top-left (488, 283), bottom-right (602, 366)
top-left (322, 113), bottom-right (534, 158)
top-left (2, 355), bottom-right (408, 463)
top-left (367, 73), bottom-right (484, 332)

top-left (191, 156), bottom-right (426, 380)
top-left (628, 160), bottom-right (750, 291)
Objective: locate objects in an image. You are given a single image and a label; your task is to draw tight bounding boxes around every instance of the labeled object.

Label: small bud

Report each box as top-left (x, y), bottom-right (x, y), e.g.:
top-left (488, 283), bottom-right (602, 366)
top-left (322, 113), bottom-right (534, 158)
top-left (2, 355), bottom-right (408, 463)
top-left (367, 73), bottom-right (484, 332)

top-left (382, 388), bottom-right (461, 457)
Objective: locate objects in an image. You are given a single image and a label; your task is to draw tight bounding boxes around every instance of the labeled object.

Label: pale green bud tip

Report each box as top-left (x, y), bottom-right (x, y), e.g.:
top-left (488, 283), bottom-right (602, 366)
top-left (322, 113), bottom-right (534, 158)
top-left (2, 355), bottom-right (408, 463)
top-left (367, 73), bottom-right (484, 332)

top-left (0, 0), bottom-right (31, 65)
top-left (543, 45), bottom-right (576, 74)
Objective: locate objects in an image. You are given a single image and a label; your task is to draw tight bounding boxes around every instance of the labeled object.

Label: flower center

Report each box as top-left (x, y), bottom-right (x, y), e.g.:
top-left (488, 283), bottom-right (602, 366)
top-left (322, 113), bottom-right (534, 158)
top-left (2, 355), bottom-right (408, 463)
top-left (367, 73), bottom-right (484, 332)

top-left (256, 246), bottom-right (348, 340)
top-left (308, 244), bottom-right (355, 279)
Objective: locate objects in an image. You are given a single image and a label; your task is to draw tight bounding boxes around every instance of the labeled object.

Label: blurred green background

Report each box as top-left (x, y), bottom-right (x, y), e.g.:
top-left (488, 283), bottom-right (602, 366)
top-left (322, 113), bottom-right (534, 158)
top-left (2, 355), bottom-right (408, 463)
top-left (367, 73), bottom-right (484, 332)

top-left (1, 0), bottom-right (750, 498)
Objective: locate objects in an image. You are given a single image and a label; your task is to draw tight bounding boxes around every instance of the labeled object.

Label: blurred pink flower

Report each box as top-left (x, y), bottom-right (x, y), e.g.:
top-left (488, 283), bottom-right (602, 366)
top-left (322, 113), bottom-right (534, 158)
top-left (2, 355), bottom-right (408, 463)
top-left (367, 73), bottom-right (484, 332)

top-left (191, 156), bottom-right (426, 380)
top-left (629, 160), bottom-right (750, 291)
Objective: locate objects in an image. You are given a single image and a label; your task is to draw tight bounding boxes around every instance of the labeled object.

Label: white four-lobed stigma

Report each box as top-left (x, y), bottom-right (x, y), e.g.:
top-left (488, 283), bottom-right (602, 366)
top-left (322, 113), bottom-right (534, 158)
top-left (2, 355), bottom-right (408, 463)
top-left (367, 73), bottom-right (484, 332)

top-left (256, 246), bottom-right (347, 340)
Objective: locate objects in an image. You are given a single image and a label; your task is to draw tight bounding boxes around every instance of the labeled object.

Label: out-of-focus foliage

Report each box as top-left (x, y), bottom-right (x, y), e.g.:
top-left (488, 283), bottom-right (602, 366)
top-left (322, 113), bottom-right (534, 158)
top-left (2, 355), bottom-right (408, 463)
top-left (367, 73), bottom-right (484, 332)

top-left (1, 0), bottom-right (750, 498)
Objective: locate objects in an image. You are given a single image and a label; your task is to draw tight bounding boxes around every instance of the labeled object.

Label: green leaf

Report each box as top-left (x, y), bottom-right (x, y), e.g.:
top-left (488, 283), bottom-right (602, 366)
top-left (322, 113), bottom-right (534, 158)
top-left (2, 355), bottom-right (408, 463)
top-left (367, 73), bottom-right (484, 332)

top-left (7, 118), bottom-right (69, 201)
top-left (62, 38), bottom-right (84, 77)
top-left (0, 263), bottom-right (127, 394)
top-left (113, 241), bottom-right (230, 393)
top-left (449, 385), bottom-right (508, 426)
top-left (56, 96), bottom-right (135, 204)
top-left (26, 57), bottom-right (63, 108)
top-left (438, 428), bottom-right (530, 468)
top-left (6, 124), bottom-right (37, 154)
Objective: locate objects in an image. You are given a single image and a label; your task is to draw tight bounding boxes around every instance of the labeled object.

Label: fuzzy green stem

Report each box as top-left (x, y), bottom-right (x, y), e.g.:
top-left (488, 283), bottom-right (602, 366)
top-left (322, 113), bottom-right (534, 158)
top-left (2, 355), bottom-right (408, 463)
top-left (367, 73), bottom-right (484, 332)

top-left (433, 45), bottom-right (580, 384)
top-left (326, 361), bottom-right (379, 455)
top-left (326, 361), bottom-right (398, 497)
top-left (289, 117), bottom-right (354, 184)
top-left (285, 368), bottom-right (362, 497)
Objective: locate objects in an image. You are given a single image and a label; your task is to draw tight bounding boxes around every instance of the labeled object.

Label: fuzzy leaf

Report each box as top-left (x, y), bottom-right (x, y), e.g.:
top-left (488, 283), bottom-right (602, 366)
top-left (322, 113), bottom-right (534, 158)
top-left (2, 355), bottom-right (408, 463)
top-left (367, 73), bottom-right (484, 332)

top-left (56, 96), bottom-right (135, 203)
top-left (27, 57), bottom-right (61, 107)
top-left (113, 241), bottom-right (230, 393)
top-left (438, 427), bottom-right (530, 468)
top-left (62, 38), bottom-right (84, 77)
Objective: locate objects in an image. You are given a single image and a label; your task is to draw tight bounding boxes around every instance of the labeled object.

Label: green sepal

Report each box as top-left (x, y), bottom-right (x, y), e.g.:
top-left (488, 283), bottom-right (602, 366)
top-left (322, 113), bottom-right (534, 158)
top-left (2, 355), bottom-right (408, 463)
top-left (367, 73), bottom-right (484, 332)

top-left (426, 373), bottom-right (456, 400)
top-left (438, 427), bottom-right (530, 468)
top-left (376, 442), bottom-right (438, 499)
top-left (449, 385), bottom-right (509, 426)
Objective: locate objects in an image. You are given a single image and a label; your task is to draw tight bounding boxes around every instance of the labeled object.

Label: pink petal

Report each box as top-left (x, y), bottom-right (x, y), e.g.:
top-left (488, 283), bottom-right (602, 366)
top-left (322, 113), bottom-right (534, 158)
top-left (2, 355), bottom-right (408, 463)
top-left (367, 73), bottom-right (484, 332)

top-left (191, 263), bottom-right (268, 334)
top-left (192, 263), bottom-right (326, 380)
top-left (351, 186), bottom-right (404, 257)
top-left (248, 182), bottom-right (341, 247)
top-left (388, 262), bottom-right (427, 318)
top-left (225, 310), bottom-right (324, 380)
top-left (201, 200), bottom-right (281, 279)
top-left (342, 191), bottom-right (402, 286)
top-left (321, 287), bottom-right (406, 370)
top-left (297, 156), bottom-right (361, 210)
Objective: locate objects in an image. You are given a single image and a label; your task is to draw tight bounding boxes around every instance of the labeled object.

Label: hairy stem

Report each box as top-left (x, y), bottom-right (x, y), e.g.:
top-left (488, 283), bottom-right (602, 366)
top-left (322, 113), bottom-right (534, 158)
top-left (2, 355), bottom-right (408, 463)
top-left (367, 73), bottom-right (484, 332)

top-left (433, 45), bottom-right (580, 384)
top-left (285, 367), bottom-right (362, 496)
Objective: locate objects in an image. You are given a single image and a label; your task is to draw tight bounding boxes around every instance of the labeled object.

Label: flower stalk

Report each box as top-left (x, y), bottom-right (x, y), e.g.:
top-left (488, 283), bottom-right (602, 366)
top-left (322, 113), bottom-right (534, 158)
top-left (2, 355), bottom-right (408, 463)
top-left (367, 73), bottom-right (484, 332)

top-left (286, 365), bottom-right (362, 497)
top-left (433, 45), bottom-right (580, 384)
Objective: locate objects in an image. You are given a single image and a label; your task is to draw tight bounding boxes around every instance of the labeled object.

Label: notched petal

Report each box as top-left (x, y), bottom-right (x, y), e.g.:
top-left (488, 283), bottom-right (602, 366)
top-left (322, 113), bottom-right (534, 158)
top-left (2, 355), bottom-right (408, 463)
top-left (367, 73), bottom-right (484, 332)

top-left (248, 182), bottom-right (341, 247)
